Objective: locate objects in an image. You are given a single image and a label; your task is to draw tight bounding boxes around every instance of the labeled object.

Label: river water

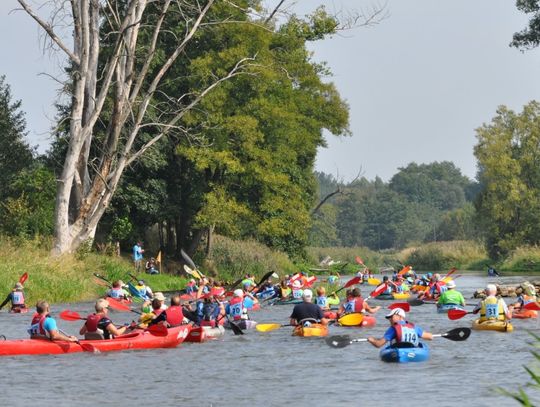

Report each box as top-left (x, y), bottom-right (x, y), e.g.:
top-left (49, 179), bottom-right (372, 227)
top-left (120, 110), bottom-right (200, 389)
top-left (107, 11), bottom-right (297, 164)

top-left (0, 274), bottom-right (538, 406)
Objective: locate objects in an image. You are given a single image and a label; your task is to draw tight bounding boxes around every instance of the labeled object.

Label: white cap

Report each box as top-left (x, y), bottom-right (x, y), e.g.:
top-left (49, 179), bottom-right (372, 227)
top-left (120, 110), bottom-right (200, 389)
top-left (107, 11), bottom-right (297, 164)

top-left (293, 280), bottom-right (302, 288)
top-left (385, 308), bottom-right (406, 319)
top-left (302, 289), bottom-right (313, 299)
top-left (233, 289), bottom-right (244, 297)
top-left (446, 280), bottom-right (456, 289)
top-left (154, 292), bottom-right (166, 301)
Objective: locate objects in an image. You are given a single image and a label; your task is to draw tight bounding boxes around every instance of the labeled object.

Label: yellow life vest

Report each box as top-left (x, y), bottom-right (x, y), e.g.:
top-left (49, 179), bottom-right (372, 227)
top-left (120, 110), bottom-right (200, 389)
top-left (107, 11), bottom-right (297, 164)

top-left (479, 297), bottom-right (505, 322)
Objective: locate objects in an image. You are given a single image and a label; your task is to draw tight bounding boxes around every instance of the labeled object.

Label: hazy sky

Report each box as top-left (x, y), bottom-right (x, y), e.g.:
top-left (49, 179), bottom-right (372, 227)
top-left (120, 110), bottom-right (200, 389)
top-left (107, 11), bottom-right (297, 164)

top-left (2, 1), bottom-right (540, 182)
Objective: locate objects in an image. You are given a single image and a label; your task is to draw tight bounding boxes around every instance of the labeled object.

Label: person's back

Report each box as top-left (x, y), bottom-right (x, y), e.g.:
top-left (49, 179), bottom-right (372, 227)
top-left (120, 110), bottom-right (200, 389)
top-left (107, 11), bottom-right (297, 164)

top-left (437, 281), bottom-right (465, 306)
top-left (474, 284), bottom-right (511, 322)
top-left (290, 290), bottom-right (327, 325)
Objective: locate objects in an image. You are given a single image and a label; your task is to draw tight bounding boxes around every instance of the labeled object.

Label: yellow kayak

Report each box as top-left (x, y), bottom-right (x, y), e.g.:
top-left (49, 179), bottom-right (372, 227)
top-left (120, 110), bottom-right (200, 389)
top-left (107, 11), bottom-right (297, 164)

top-left (292, 323), bottom-right (329, 337)
top-left (472, 319), bottom-right (513, 332)
top-left (392, 292), bottom-right (411, 300)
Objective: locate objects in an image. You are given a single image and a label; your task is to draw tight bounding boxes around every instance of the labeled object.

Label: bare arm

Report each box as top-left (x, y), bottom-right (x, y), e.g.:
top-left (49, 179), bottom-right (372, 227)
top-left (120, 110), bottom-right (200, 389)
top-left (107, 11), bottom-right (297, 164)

top-left (367, 337), bottom-right (386, 348)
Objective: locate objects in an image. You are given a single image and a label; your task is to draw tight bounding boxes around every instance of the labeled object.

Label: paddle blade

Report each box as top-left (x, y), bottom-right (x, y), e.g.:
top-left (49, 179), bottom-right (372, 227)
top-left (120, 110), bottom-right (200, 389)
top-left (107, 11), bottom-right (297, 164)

top-left (367, 278), bottom-right (381, 286)
top-left (325, 335), bottom-right (352, 348)
top-left (183, 265), bottom-right (202, 280)
top-left (19, 272), bottom-right (29, 285)
top-left (80, 343), bottom-right (100, 353)
top-left (256, 323), bottom-right (282, 332)
top-left (397, 266), bottom-right (412, 276)
top-left (355, 256), bottom-right (365, 266)
top-left (408, 298), bottom-right (425, 306)
top-left (93, 277), bottom-right (109, 287)
top-left (228, 320), bottom-right (244, 335)
top-left (344, 276), bottom-right (362, 288)
top-left (388, 302), bottom-right (410, 312)
top-left (524, 302), bottom-right (540, 311)
top-left (256, 271), bottom-right (274, 288)
top-left (442, 327), bottom-right (471, 341)
top-left (338, 313), bottom-right (364, 326)
top-left (369, 282), bottom-right (388, 299)
top-left (59, 310), bottom-right (83, 321)
top-left (107, 298), bottom-right (131, 312)
top-left (447, 309), bottom-right (469, 320)
top-left (146, 324), bottom-right (168, 337)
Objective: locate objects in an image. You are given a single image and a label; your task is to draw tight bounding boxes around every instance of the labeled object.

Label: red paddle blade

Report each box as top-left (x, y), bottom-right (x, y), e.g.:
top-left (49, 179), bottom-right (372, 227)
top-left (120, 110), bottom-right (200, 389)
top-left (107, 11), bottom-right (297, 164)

top-left (80, 343), bottom-right (99, 353)
top-left (93, 277), bottom-right (109, 287)
top-left (305, 276), bottom-right (317, 287)
top-left (524, 302), bottom-right (540, 311)
top-left (398, 266), bottom-right (411, 276)
top-left (107, 298), bottom-right (131, 312)
top-left (369, 283), bottom-right (388, 298)
top-left (344, 276), bottom-right (362, 288)
top-left (146, 324), bottom-right (168, 336)
top-left (448, 309), bottom-right (469, 320)
top-left (59, 310), bottom-right (83, 321)
top-left (355, 256), bottom-right (365, 266)
top-left (180, 294), bottom-right (195, 301)
top-left (19, 272), bottom-right (28, 285)
top-left (388, 302), bottom-right (410, 312)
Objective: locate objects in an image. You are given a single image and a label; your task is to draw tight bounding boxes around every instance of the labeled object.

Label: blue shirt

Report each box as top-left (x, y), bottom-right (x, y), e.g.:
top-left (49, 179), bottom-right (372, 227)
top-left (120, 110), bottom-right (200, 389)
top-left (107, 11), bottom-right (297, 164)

top-left (43, 317), bottom-right (58, 333)
top-left (383, 321), bottom-right (423, 342)
top-left (133, 244), bottom-right (143, 261)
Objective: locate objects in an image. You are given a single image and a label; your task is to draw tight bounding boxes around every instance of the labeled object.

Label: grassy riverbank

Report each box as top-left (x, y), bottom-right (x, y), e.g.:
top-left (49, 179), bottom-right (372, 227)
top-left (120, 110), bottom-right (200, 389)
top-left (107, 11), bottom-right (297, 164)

top-left (0, 237), bottom-right (187, 306)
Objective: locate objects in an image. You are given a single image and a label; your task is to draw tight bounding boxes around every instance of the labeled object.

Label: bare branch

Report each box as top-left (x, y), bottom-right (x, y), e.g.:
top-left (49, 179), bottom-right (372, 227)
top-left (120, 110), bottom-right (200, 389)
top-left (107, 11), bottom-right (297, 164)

top-left (17, 0), bottom-right (80, 65)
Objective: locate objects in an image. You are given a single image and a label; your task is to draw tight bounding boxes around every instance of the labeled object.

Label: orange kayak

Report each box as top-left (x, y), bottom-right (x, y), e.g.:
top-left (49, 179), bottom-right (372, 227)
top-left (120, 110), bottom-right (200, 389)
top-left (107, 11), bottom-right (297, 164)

top-left (292, 323), bottom-right (328, 337)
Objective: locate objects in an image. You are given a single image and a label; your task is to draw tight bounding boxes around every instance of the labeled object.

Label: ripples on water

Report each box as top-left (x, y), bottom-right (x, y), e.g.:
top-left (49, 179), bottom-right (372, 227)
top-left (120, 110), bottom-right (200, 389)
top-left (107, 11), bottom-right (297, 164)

top-left (0, 274), bottom-right (539, 406)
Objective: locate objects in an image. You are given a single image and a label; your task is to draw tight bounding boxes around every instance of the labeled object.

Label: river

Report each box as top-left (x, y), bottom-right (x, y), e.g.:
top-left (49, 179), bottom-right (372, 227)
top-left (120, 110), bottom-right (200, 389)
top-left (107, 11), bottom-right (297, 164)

top-left (0, 274), bottom-right (538, 406)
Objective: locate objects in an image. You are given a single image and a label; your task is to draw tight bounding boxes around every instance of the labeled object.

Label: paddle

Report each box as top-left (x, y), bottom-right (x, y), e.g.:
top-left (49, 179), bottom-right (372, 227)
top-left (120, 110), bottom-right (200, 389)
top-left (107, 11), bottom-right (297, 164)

top-left (328, 276), bottom-right (362, 297)
top-left (181, 249), bottom-right (205, 279)
top-left (388, 302), bottom-right (411, 312)
top-left (524, 302), bottom-right (540, 311)
top-left (366, 282), bottom-right (389, 300)
top-left (325, 327), bottom-right (471, 348)
top-left (226, 278), bottom-right (243, 292)
top-left (93, 273), bottom-right (112, 286)
top-left (184, 265), bottom-right (203, 280)
top-left (397, 265), bottom-right (412, 277)
top-left (447, 309), bottom-right (475, 320)
top-left (56, 328), bottom-right (98, 352)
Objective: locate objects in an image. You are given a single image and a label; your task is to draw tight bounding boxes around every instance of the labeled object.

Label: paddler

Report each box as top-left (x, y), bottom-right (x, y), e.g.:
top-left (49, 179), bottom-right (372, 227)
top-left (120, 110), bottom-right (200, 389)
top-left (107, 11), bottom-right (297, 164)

top-left (0, 282), bottom-right (27, 312)
top-left (367, 308), bottom-right (433, 348)
top-left (290, 289), bottom-right (329, 326)
top-left (149, 294), bottom-right (186, 327)
top-left (79, 299), bottom-right (131, 339)
top-left (511, 281), bottom-right (537, 311)
top-left (226, 289), bottom-right (256, 329)
top-left (472, 284), bottom-right (512, 322)
top-left (133, 279), bottom-right (153, 301)
top-left (105, 280), bottom-right (131, 301)
top-left (28, 300), bottom-right (78, 342)
top-left (337, 287), bottom-right (380, 317)
top-left (436, 280), bottom-right (465, 309)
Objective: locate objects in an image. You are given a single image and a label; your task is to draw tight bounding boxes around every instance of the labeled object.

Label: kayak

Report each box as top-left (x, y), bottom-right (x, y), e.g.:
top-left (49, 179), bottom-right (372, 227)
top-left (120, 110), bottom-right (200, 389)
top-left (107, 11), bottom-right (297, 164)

top-left (185, 326), bottom-right (225, 343)
top-left (380, 342), bottom-right (430, 363)
top-left (105, 297), bottom-right (132, 305)
top-left (513, 309), bottom-right (538, 319)
top-left (323, 311), bottom-right (337, 319)
top-left (375, 293), bottom-right (394, 301)
top-left (437, 304), bottom-right (465, 314)
top-left (0, 326), bottom-right (190, 357)
top-left (274, 298), bottom-right (303, 305)
top-left (338, 315), bottom-right (376, 328)
top-left (128, 282), bottom-right (150, 300)
top-left (292, 323), bottom-right (328, 337)
top-left (472, 319), bottom-right (514, 332)
top-left (392, 292), bottom-right (411, 300)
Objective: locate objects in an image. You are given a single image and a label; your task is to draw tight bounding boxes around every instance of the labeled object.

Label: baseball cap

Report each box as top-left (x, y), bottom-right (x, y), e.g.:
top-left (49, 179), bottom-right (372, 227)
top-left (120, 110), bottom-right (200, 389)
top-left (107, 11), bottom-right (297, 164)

top-left (385, 308), bottom-right (406, 319)
top-left (233, 289), bottom-right (244, 297)
top-left (303, 289), bottom-right (313, 299)
top-left (446, 280), bottom-right (456, 289)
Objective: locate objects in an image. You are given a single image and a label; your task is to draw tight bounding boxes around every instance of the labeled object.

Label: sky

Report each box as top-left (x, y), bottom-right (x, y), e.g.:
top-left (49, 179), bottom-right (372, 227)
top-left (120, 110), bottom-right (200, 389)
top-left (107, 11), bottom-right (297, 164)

top-left (1, 0), bottom-right (540, 182)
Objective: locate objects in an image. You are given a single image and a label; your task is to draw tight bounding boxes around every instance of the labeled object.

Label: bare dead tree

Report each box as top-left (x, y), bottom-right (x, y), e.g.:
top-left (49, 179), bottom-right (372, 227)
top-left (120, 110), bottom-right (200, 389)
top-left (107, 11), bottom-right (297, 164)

top-left (311, 169), bottom-right (362, 216)
top-left (17, 0), bottom-right (255, 254)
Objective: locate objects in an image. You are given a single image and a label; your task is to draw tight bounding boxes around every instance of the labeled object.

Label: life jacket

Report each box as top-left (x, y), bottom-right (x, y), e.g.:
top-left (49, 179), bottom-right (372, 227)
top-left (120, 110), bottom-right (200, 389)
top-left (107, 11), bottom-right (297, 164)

top-left (316, 296), bottom-right (329, 308)
top-left (152, 308), bottom-right (164, 317)
top-left (393, 321), bottom-right (419, 346)
top-left (292, 288), bottom-right (303, 299)
top-left (480, 297), bottom-right (506, 322)
top-left (228, 297), bottom-right (247, 321)
top-left (344, 298), bottom-right (364, 313)
top-left (85, 313), bottom-right (106, 334)
top-left (108, 288), bottom-right (124, 299)
top-left (165, 305), bottom-right (184, 326)
top-left (12, 291), bottom-right (25, 306)
top-left (521, 294), bottom-right (536, 306)
top-left (28, 314), bottom-right (49, 338)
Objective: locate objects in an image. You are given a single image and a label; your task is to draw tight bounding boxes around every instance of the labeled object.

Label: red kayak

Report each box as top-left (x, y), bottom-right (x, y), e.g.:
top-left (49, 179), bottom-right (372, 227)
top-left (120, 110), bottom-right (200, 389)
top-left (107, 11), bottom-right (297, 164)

top-left (185, 326), bottom-right (225, 343)
top-left (0, 325), bottom-right (190, 357)
top-left (9, 307), bottom-right (29, 314)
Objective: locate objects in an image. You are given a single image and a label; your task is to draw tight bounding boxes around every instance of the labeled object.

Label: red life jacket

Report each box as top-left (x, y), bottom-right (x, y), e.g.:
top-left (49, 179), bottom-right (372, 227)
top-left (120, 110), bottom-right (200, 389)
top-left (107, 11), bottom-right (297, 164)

top-left (228, 297), bottom-right (244, 321)
top-left (85, 313), bottom-right (105, 332)
top-left (165, 305), bottom-right (184, 326)
top-left (344, 298), bottom-right (364, 313)
top-left (29, 314), bottom-right (48, 337)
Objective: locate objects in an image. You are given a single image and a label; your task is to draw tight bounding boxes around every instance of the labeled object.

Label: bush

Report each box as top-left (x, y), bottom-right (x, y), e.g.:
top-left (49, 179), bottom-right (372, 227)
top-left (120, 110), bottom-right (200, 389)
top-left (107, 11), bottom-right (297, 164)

top-left (500, 246), bottom-right (540, 272)
top-left (403, 241), bottom-right (487, 271)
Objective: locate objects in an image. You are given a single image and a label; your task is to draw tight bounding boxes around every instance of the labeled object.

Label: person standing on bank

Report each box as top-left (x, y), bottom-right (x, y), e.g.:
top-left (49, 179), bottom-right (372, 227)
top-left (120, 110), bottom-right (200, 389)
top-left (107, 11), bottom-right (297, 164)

top-left (133, 241), bottom-right (144, 272)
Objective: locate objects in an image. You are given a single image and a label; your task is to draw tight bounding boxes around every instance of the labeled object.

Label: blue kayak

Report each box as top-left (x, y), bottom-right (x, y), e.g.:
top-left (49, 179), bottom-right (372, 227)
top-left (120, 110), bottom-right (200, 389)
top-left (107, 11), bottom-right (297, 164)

top-left (128, 282), bottom-right (150, 301)
top-left (437, 303), bottom-right (465, 314)
top-left (379, 342), bottom-right (430, 363)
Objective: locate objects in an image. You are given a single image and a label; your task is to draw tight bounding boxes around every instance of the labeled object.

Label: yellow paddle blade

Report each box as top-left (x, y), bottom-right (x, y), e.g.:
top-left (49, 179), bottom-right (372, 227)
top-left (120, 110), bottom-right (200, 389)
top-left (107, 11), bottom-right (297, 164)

top-left (442, 276), bottom-right (452, 283)
top-left (367, 278), bottom-right (381, 286)
top-left (256, 323), bottom-right (282, 332)
top-left (183, 264), bottom-right (202, 280)
top-left (338, 313), bottom-right (364, 326)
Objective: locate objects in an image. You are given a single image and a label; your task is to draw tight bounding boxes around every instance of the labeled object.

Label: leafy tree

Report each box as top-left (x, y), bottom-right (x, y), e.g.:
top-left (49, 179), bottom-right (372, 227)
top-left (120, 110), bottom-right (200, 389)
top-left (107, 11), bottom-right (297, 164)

top-left (474, 102), bottom-right (540, 258)
top-left (435, 203), bottom-right (479, 241)
top-left (511, 0), bottom-right (540, 50)
top-left (0, 75), bottom-right (33, 199)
